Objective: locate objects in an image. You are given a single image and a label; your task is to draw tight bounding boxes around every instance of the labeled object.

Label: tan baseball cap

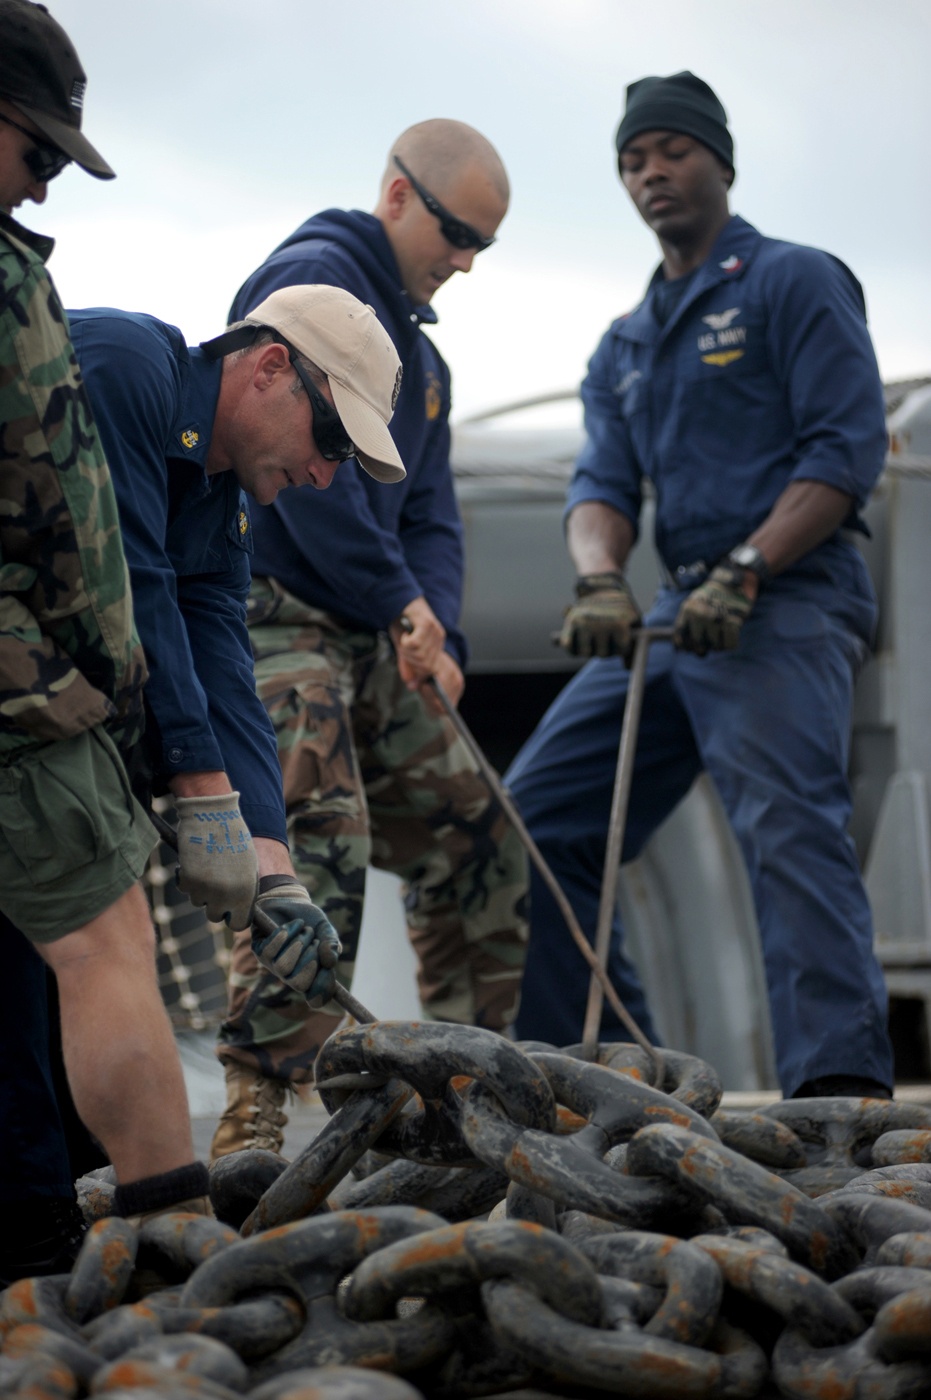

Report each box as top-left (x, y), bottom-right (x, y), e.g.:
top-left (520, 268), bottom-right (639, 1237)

top-left (244, 285), bottom-right (406, 484)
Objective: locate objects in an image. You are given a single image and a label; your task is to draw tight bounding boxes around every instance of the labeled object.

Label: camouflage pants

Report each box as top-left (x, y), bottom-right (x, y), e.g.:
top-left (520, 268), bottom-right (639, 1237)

top-left (217, 579), bottom-right (529, 1083)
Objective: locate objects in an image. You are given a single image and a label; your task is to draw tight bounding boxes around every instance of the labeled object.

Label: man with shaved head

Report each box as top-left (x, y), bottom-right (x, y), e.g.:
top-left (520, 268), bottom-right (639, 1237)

top-left (211, 120), bottom-right (528, 1156)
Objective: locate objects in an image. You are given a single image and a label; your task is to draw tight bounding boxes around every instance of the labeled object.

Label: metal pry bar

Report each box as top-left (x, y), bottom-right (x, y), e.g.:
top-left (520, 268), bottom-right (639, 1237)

top-left (581, 626), bottom-right (674, 1056)
top-left (404, 617), bottom-right (665, 1085)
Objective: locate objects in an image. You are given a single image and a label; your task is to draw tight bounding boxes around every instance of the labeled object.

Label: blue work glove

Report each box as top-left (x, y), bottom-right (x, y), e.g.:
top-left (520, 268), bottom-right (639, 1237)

top-left (250, 876), bottom-right (341, 1006)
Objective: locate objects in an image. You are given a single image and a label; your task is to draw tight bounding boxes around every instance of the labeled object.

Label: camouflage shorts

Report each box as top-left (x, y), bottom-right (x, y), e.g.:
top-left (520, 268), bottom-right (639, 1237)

top-left (216, 579), bottom-right (529, 1083)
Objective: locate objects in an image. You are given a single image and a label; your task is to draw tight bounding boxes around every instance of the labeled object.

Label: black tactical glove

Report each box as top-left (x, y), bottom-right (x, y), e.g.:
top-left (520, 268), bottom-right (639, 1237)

top-left (251, 876), bottom-right (342, 1005)
top-left (673, 562), bottom-right (755, 656)
top-left (558, 572), bottom-right (642, 663)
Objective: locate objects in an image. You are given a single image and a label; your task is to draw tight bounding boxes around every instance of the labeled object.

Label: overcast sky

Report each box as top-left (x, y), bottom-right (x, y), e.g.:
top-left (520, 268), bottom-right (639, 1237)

top-left (39, 0), bottom-right (931, 420)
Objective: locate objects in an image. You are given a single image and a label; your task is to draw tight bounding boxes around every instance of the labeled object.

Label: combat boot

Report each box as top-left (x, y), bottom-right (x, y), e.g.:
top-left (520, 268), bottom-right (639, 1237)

top-left (210, 1062), bottom-right (290, 1160)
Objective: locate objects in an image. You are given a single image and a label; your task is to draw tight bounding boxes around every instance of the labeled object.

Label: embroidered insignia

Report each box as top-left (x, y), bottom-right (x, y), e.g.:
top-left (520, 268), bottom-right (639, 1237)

top-left (702, 308), bottom-right (741, 330)
top-left (180, 428), bottom-right (199, 450)
top-left (425, 371), bottom-right (441, 422)
top-left (238, 511), bottom-right (249, 538)
top-left (719, 255), bottom-right (743, 273)
top-left (70, 79), bottom-right (86, 112)
top-left (701, 349), bottom-right (745, 367)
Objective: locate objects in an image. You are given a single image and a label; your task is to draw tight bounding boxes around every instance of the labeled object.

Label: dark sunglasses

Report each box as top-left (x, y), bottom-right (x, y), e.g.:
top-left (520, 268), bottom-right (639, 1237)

top-left (0, 112), bottom-right (71, 184)
top-left (393, 155), bottom-right (495, 253)
top-left (287, 351), bottom-right (357, 464)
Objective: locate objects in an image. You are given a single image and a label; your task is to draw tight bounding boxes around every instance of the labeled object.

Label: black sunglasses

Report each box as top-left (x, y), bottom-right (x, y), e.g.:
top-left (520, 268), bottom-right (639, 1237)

top-left (0, 112), bottom-right (71, 184)
top-left (393, 155), bottom-right (495, 253)
top-left (287, 351), bottom-right (357, 464)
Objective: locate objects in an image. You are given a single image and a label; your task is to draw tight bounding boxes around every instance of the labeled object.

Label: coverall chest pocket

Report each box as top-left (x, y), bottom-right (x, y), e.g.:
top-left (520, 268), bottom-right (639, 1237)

top-left (683, 309), bottom-right (770, 385)
top-left (676, 311), bottom-right (778, 478)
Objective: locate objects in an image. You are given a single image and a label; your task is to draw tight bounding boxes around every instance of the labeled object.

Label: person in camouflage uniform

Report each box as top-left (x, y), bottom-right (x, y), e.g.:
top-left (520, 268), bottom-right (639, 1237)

top-left (222, 582), bottom-right (529, 1080)
top-left (0, 0), bottom-right (211, 1281)
top-left (213, 121), bottom-right (528, 1157)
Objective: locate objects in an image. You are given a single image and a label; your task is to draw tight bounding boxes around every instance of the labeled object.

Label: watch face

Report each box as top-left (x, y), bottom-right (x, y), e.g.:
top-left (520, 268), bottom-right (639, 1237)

top-left (730, 545), bottom-right (769, 581)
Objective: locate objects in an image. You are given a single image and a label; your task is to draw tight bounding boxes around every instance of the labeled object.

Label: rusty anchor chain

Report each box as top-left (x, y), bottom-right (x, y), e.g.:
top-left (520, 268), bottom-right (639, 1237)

top-left (11, 1024), bottom-right (931, 1397)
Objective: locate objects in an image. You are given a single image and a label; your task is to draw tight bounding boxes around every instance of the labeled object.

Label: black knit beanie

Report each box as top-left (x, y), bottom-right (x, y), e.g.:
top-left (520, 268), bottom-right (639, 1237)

top-left (615, 71), bottom-right (734, 172)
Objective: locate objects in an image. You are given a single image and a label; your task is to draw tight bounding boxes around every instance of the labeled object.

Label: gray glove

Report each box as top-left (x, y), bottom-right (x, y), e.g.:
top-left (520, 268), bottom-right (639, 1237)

top-left (251, 877), bottom-right (342, 1005)
top-left (174, 791), bottom-right (258, 929)
top-left (559, 572), bottom-right (642, 664)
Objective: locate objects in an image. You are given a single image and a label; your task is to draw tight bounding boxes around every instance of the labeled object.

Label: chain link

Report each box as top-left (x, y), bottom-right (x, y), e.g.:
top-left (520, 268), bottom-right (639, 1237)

top-left (10, 1021), bottom-right (931, 1397)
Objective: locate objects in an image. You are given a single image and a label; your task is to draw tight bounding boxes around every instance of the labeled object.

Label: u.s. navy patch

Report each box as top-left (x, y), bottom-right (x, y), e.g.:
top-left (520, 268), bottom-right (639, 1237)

top-left (697, 308), bottom-right (746, 366)
top-left (180, 428), bottom-right (200, 450)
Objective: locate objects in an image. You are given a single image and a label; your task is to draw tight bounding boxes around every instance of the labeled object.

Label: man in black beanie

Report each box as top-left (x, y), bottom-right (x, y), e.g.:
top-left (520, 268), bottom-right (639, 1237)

top-left (506, 72), bottom-right (896, 1101)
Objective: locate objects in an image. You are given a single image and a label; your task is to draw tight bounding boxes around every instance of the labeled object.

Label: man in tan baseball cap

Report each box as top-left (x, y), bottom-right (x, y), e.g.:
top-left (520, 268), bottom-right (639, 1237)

top-left (62, 287), bottom-right (405, 1175)
top-left (206, 284), bottom-right (406, 488)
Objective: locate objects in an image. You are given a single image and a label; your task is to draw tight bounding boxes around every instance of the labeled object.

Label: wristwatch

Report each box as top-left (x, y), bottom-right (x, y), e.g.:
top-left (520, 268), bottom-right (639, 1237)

top-left (727, 543), bottom-right (772, 586)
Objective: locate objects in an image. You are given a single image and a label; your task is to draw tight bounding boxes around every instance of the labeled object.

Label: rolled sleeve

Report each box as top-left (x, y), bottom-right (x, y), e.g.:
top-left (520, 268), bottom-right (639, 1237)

top-left (766, 248), bottom-right (887, 507)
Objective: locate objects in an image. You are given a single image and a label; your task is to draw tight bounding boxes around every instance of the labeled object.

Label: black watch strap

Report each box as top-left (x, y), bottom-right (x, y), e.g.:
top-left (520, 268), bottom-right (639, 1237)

top-left (726, 544), bottom-right (772, 586)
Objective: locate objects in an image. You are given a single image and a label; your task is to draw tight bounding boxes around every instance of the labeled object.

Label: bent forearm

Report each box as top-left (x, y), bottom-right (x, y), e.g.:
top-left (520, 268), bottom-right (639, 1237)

top-left (747, 481), bottom-right (855, 577)
top-left (566, 501), bottom-right (637, 576)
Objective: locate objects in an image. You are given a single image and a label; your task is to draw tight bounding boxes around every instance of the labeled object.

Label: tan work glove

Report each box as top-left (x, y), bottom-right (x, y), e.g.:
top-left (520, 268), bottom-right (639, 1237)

top-left (673, 563), bottom-right (755, 656)
top-left (174, 792), bottom-right (258, 928)
top-left (559, 572), bottom-right (642, 664)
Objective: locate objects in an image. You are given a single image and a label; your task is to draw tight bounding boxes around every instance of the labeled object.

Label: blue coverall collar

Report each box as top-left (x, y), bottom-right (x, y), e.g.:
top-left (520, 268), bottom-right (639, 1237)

top-left (315, 209), bottom-right (440, 328)
top-left (167, 346), bottom-right (223, 498)
top-left (618, 215), bottom-right (762, 346)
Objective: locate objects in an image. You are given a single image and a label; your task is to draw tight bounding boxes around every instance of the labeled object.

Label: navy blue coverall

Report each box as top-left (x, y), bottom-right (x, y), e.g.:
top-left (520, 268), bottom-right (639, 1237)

top-left (506, 215), bottom-right (895, 1097)
top-left (229, 208), bottom-right (466, 665)
top-left (68, 308), bottom-right (287, 844)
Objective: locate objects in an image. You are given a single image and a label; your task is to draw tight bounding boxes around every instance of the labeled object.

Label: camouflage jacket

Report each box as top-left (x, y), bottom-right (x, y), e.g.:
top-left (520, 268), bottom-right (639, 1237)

top-left (0, 211), bottom-right (146, 761)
